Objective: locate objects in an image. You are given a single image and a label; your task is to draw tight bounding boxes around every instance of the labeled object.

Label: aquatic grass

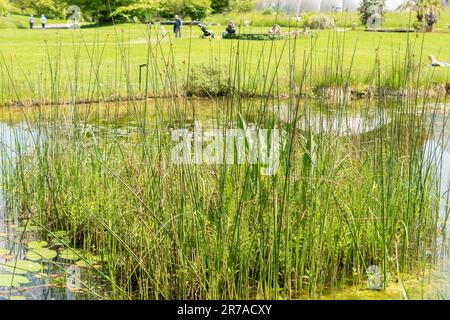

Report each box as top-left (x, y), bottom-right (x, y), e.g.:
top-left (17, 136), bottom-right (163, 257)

top-left (0, 11), bottom-right (448, 300)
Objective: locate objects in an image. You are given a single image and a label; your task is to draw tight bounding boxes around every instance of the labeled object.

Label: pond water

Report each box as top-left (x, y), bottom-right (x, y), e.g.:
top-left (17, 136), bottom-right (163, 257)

top-left (0, 101), bottom-right (448, 300)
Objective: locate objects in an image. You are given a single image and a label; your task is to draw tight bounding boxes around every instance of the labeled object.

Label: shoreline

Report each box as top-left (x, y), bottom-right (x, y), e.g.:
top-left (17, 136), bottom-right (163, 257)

top-left (0, 84), bottom-right (448, 108)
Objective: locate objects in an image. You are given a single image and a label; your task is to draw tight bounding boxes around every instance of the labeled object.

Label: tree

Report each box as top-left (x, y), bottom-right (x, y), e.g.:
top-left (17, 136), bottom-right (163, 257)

top-left (211, 0), bottom-right (229, 13)
top-left (31, 0), bottom-right (66, 18)
top-left (60, 0), bottom-right (138, 22)
top-left (160, 0), bottom-right (212, 20)
top-left (13, 0), bottom-right (30, 15)
top-left (228, 0), bottom-right (254, 13)
top-left (0, 0), bottom-right (9, 16)
top-left (11, 0), bottom-right (65, 18)
top-left (400, 0), bottom-right (441, 23)
top-left (112, 0), bottom-right (160, 22)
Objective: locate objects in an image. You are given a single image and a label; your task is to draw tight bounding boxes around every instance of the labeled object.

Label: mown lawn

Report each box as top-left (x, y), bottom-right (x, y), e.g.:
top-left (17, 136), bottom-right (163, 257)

top-left (0, 11), bottom-right (449, 103)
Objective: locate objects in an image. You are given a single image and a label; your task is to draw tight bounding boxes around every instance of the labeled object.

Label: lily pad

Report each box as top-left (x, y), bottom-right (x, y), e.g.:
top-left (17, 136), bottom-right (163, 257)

top-left (26, 247), bottom-right (57, 261)
top-left (9, 296), bottom-right (27, 300)
top-left (52, 231), bottom-right (68, 238)
top-left (4, 260), bottom-right (42, 274)
top-left (0, 274), bottom-right (30, 287)
top-left (85, 253), bottom-right (101, 262)
top-left (0, 248), bottom-right (10, 256)
top-left (50, 276), bottom-right (65, 285)
top-left (52, 237), bottom-right (69, 246)
top-left (59, 249), bottom-right (82, 261)
top-left (28, 241), bottom-right (48, 249)
top-left (14, 225), bottom-right (41, 233)
top-left (75, 259), bottom-right (100, 268)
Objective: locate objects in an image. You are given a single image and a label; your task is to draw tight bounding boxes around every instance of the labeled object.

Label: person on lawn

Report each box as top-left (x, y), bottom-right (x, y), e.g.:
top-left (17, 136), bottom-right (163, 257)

top-left (225, 21), bottom-right (236, 35)
top-left (174, 15), bottom-right (182, 38)
top-left (429, 55), bottom-right (450, 67)
top-left (29, 15), bottom-right (34, 29)
top-left (41, 15), bottom-right (47, 29)
top-left (269, 24), bottom-right (282, 35)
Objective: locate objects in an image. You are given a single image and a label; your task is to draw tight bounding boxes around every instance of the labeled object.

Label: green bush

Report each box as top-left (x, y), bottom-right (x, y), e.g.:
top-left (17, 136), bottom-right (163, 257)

top-left (186, 64), bottom-right (231, 96)
top-left (160, 0), bottom-right (212, 20)
top-left (112, 1), bottom-right (160, 22)
top-left (222, 33), bottom-right (286, 40)
top-left (0, 0), bottom-right (9, 17)
top-left (229, 0), bottom-right (255, 13)
top-left (358, 0), bottom-right (386, 26)
top-left (412, 20), bottom-right (424, 31)
top-left (304, 15), bottom-right (336, 30)
top-left (262, 8), bottom-right (273, 16)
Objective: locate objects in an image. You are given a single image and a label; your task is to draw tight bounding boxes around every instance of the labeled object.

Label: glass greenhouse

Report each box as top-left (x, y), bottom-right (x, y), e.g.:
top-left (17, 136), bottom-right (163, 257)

top-left (255, 0), bottom-right (449, 12)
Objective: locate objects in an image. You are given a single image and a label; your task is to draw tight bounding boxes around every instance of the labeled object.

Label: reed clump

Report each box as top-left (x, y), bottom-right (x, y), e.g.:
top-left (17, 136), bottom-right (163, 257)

top-left (0, 18), bottom-right (447, 299)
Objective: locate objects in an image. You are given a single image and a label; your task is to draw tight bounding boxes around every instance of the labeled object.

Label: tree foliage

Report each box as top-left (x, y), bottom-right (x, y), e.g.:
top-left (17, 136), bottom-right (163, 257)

top-left (13, 0), bottom-right (65, 18)
top-left (159, 0), bottom-right (212, 20)
top-left (11, 0), bottom-right (219, 22)
top-left (211, 0), bottom-right (229, 13)
top-left (399, 0), bottom-right (441, 23)
top-left (0, 0), bottom-right (9, 16)
top-left (228, 0), bottom-right (255, 13)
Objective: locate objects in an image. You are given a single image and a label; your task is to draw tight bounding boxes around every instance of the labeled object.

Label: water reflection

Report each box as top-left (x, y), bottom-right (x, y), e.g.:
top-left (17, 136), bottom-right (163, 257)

top-left (0, 102), bottom-right (448, 300)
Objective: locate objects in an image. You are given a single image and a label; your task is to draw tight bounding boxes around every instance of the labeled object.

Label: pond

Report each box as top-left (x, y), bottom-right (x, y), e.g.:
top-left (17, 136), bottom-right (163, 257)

top-left (0, 99), bottom-right (448, 300)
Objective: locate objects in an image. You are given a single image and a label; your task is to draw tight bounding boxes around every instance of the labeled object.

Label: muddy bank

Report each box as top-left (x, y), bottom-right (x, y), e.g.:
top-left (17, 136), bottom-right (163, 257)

top-left (0, 84), bottom-right (448, 107)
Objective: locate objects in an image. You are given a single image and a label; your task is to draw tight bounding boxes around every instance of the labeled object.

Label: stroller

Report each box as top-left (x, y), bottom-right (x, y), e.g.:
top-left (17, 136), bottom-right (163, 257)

top-left (198, 23), bottom-right (214, 39)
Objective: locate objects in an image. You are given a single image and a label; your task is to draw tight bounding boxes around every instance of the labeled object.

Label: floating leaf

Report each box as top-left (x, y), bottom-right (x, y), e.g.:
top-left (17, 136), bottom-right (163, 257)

top-left (14, 225), bottom-right (41, 233)
top-left (26, 247), bottom-right (57, 261)
top-left (50, 276), bottom-right (65, 285)
top-left (28, 241), bottom-right (48, 249)
top-left (4, 260), bottom-right (42, 274)
top-left (59, 249), bottom-right (81, 261)
top-left (85, 253), bottom-right (101, 262)
top-left (0, 274), bottom-right (30, 287)
top-left (52, 231), bottom-right (68, 238)
top-left (9, 296), bottom-right (27, 300)
top-left (52, 237), bottom-right (69, 246)
top-left (75, 259), bottom-right (99, 268)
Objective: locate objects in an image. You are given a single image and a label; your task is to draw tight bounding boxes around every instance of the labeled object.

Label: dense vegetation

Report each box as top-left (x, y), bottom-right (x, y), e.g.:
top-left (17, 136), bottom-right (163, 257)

top-left (0, 3), bottom-right (448, 300)
top-left (0, 18), bottom-right (448, 299)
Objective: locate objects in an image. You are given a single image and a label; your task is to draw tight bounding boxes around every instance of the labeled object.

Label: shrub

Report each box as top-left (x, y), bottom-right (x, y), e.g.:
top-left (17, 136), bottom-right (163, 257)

top-left (229, 0), bottom-right (255, 13)
top-left (186, 65), bottom-right (231, 97)
top-left (160, 0), bottom-right (212, 21)
top-left (112, 2), bottom-right (160, 22)
top-left (262, 8), bottom-right (273, 16)
top-left (412, 20), bottom-right (424, 31)
top-left (0, 0), bottom-right (9, 16)
top-left (304, 15), bottom-right (336, 30)
top-left (358, 0), bottom-right (386, 26)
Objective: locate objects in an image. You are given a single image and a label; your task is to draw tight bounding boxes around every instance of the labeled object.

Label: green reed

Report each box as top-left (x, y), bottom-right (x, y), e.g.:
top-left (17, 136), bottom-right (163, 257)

top-left (0, 13), bottom-right (448, 300)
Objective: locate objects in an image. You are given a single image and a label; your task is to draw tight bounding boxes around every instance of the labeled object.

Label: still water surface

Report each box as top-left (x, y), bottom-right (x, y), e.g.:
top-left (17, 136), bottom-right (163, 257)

top-left (0, 101), bottom-right (448, 300)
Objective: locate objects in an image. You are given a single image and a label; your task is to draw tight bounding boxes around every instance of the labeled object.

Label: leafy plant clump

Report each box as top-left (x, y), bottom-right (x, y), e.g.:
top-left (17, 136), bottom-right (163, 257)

top-left (185, 64), bottom-right (231, 96)
top-left (303, 15), bottom-right (337, 29)
top-left (358, 0), bottom-right (386, 26)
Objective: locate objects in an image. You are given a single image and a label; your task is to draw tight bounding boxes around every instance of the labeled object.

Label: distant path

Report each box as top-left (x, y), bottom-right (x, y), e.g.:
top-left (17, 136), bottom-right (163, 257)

top-left (32, 24), bottom-right (79, 30)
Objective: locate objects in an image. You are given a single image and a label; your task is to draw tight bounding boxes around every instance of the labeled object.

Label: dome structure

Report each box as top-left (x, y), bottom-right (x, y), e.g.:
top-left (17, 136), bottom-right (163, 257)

top-left (300, 0), bottom-right (322, 12)
top-left (321, 0), bottom-right (344, 12)
top-left (342, 0), bottom-right (360, 11)
top-left (255, 0), bottom-right (409, 12)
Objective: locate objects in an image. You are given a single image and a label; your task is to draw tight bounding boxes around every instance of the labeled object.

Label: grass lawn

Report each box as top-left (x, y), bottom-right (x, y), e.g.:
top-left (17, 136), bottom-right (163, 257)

top-left (0, 11), bottom-right (449, 103)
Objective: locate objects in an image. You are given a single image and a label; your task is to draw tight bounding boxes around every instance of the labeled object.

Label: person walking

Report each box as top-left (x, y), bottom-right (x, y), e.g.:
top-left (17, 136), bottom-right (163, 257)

top-left (29, 14), bottom-right (34, 29)
top-left (40, 15), bottom-right (47, 29)
top-left (174, 15), bottom-right (182, 38)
